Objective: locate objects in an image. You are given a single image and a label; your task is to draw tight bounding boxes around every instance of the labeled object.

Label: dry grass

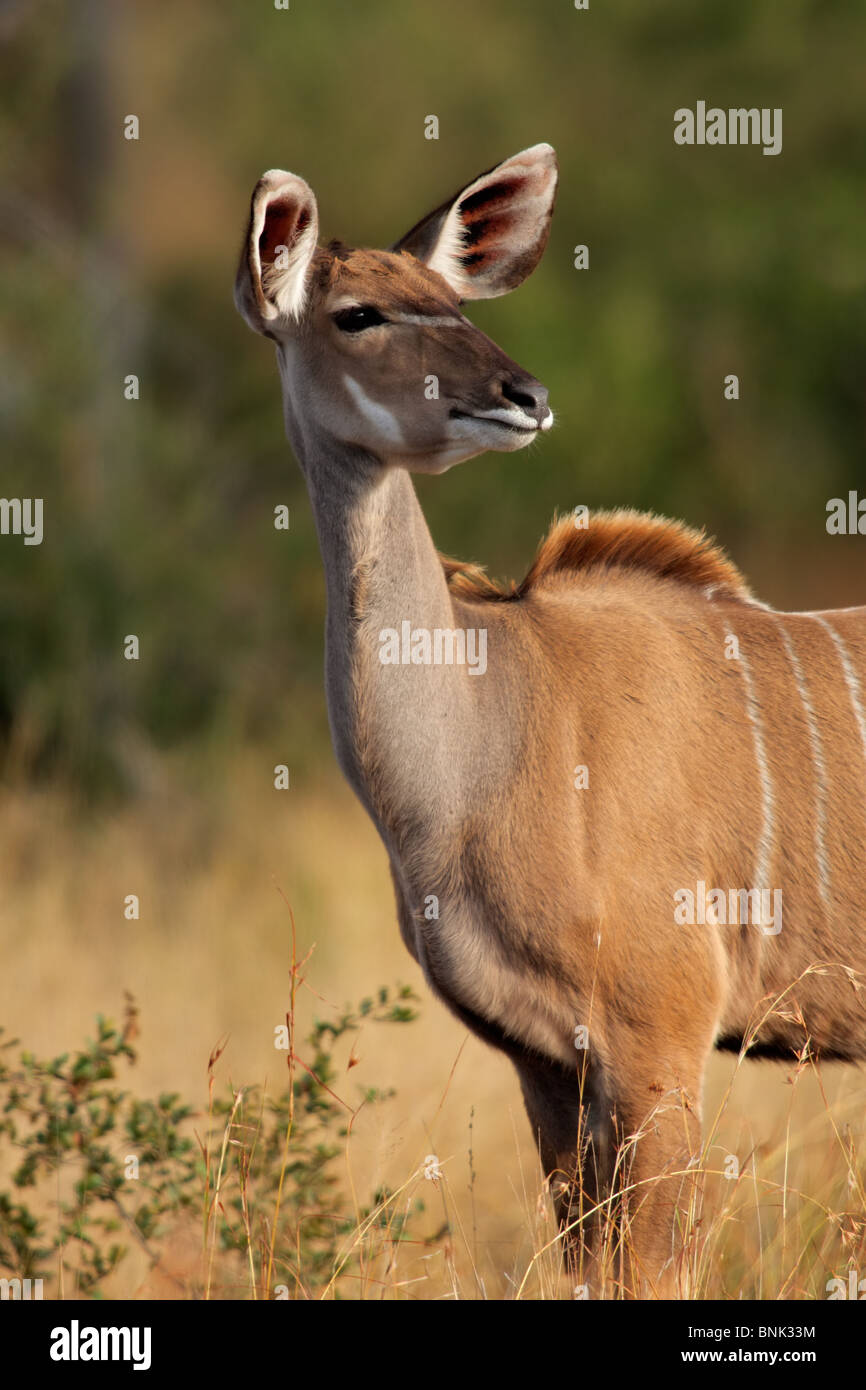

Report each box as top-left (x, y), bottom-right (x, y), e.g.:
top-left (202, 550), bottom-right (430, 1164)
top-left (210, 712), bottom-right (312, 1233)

top-left (1, 749), bottom-right (864, 1299)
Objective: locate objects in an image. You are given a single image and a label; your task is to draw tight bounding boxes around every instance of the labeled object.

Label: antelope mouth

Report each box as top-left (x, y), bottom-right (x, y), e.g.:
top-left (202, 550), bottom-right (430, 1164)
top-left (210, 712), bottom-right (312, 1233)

top-left (449, 408), bottom-right (542, 435)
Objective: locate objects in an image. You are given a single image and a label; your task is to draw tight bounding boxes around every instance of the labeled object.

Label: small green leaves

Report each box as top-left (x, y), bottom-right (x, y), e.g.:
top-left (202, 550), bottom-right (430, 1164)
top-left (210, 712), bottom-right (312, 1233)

top-left (0, 986), bottom-right (419, 1297)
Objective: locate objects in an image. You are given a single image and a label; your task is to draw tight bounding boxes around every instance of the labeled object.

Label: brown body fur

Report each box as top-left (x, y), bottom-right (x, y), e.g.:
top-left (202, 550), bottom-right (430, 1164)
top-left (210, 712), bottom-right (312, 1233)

top-left (419, 511), bottom-right (866, 1293)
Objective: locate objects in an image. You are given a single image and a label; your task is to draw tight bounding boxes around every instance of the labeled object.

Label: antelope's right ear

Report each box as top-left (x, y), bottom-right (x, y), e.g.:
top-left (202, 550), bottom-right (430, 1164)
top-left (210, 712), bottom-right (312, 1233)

top-left (234, 170), bottom-right (319, 333)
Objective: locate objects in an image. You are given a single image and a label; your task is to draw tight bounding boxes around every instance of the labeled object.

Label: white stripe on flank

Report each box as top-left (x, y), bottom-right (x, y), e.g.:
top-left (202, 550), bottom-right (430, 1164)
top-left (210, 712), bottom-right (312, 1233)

top-left (777, 620), bottom-right (832, 909)
top-left (733, 635), bottom-right (776, 905)
top-left (815, 615), bottom-right (866, 764)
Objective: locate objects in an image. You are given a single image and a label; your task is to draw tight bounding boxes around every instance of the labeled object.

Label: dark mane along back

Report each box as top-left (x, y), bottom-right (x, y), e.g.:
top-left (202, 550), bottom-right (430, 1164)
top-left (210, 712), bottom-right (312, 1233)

top-left (441, 508), bottom-right (751, 604)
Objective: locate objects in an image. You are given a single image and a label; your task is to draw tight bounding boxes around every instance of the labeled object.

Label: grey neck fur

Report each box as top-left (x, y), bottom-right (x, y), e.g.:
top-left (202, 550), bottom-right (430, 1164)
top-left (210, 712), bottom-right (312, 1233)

top-left (282, 378), bottom-right (491, 849)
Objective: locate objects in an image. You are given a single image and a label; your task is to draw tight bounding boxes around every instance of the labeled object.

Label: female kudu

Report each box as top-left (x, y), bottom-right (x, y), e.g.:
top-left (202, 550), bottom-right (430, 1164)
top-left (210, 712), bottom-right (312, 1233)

top-left (234, 144), bottom-right (866, 1296)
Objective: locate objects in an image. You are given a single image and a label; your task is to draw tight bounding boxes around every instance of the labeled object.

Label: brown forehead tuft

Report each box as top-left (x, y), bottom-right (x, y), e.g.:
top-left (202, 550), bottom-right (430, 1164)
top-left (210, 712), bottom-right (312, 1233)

top-left (311, 244), bottom-right (461, 314)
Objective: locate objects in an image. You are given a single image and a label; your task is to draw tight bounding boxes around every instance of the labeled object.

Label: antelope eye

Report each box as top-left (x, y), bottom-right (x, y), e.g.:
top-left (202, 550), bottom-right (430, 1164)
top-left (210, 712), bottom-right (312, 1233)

top-left (332, 305), bottom-right (387, 333)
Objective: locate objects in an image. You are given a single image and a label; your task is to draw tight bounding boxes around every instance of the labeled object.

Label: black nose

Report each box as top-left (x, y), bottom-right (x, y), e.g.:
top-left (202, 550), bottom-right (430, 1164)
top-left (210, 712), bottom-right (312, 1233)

top-left (501, 376), bottom-right (550, 424)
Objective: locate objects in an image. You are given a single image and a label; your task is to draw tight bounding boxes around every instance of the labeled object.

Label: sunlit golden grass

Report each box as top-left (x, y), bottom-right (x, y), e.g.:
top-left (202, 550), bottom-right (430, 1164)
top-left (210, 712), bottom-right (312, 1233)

top-left (1, 749), bottom-right (864, 1299)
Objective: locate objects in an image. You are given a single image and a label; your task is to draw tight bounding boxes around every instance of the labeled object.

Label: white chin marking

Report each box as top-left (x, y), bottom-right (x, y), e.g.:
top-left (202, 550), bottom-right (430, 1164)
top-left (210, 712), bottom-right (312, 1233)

top-left (449, 421), bottom-right (536, 455)
top-left (342, 374), bottom-right (405, 447)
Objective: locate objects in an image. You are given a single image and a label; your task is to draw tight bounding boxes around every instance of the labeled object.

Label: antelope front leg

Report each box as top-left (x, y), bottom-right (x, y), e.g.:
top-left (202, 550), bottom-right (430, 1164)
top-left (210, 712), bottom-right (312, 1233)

top-left (514, 1051), bottom-right (618, 1295)
top-left (606, 1049), bottom-right (706, 1299)
top-left (515, 1046), bottom-right (705, 1298)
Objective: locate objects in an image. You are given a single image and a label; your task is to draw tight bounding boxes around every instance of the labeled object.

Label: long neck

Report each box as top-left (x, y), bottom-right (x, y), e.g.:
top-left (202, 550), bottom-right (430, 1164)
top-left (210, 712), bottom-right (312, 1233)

top-left (298, 427), bottom-right (485, 844)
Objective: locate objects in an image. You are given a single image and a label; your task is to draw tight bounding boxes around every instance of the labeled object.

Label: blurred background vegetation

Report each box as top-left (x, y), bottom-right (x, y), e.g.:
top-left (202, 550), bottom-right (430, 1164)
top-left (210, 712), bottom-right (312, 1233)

top-left (1, 0), bottom-right (864, 798)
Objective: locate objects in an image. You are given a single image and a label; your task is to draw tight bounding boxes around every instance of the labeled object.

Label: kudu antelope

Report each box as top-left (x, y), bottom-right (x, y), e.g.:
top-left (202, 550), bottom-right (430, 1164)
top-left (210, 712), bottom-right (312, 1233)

top-left (235, 144), bottom-right (866, 1296)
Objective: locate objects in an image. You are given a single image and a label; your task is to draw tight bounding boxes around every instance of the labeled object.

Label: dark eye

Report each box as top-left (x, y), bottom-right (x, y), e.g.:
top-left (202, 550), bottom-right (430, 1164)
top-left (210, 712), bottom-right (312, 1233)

top-left (332, 305), bottom-right (387, 333)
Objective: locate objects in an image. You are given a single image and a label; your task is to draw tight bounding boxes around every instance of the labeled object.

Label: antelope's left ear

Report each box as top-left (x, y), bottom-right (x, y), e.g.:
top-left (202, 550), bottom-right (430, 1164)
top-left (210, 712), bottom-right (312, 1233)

top-left (390, 143), bottom-right (558, 300)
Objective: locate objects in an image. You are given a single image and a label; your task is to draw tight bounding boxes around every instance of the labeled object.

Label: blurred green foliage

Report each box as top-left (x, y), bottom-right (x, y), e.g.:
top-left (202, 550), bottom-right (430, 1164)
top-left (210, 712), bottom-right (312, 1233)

top-left (1, 0), bottom-right (864, 796)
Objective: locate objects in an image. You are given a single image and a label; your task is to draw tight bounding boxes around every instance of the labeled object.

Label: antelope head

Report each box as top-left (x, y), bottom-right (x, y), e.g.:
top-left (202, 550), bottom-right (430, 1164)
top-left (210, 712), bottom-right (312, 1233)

top-left (235, 144), bottom-right (558, 473)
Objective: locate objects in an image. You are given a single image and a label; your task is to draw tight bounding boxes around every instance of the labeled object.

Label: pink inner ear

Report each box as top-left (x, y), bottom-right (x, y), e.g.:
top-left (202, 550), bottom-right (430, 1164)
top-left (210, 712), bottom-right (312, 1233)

top-left (259, 200), bottom-right (310, 264)
top-left (459, 177), bottom-right (522, 215)
top-left (459, 212), bottom-right (516, 266)
top-left (451, 167), bottom-right (552, 290)
top-left (456, 178), bottom-right (525, 272)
